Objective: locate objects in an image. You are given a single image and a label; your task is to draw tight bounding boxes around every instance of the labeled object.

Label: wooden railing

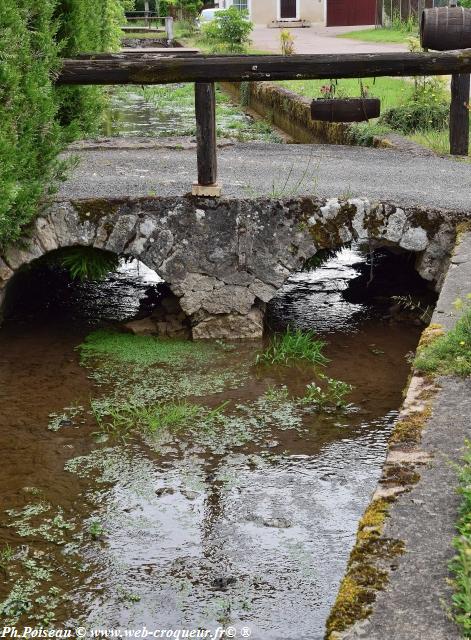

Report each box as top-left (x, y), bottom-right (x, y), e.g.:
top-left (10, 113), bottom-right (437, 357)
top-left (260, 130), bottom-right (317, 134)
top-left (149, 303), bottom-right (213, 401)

top-left (122, 14), bottom-right (174, 43)
top-left (56, 51), bottom-right (471, 194)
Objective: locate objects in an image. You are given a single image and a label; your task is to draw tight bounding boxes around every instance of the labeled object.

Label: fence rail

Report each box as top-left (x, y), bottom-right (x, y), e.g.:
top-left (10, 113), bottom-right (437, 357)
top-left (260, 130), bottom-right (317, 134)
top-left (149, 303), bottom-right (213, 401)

top-left (56, 50), bottom-right (471, 193)
top-left (57, 50), bottom-right (471, 85)
top-left (122, 15), bottom-right (174, 42)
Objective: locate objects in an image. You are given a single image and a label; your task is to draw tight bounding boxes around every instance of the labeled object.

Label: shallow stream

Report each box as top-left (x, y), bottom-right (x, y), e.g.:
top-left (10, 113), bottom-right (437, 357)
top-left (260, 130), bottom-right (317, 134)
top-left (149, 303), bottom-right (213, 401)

top-left (0, 249), bottom-right (424, 637)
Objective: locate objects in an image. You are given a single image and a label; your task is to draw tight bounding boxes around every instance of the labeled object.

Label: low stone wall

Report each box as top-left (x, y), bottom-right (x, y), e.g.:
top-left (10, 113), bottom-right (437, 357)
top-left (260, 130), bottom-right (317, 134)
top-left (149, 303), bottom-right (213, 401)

top-left (222, 81), bottom-right (351, 145)
top-left (326, 233), bottom-right (471, 640)
top-left (0, 196), bottom-right (459, 339)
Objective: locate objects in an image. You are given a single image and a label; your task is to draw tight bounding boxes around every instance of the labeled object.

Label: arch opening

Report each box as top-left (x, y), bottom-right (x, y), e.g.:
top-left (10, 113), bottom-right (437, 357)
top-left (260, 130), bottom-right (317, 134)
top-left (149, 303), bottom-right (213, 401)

top-left (266, 244), bottom-right (437, 335)
top-left (1, 246), bottom-right (191, 339)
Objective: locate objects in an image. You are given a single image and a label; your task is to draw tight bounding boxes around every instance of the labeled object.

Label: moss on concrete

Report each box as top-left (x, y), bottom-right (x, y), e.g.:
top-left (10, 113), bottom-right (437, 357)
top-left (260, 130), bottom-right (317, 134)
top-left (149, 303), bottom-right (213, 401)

top-left (72, 199), bottom-right (123, 224)
top-left (306, 202), bottom-right (357, 248)
top-left (381, 463), bottom-right (421, 488)
top-left (389, 406), bottom-right (432, 446)
top-left (326, 497), bottom-right (404, 639)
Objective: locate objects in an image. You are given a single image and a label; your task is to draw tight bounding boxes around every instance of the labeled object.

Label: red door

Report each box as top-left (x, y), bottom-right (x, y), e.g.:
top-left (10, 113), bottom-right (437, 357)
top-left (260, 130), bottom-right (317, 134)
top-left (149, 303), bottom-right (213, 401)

top-left (327, 0), bottom-right (377, 27)
top-left (280, 0), bottom-right (297, 19)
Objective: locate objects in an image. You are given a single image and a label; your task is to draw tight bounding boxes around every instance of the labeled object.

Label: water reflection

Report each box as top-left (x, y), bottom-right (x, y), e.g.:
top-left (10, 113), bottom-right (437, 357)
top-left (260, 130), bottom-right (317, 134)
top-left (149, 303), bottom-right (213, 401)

top-left (268, 247), bottom-right (369, 333)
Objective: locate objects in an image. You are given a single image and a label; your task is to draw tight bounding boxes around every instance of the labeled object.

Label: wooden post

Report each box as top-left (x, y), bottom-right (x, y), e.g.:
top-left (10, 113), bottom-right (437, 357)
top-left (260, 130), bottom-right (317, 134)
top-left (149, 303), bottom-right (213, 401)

top-left (144, 1), bottom-right (150, 28)
top-left (192, 82), bottom-right (221, 197)
top-left (165, 16), bottom-right (174, 43)
top-left (450, 73), bottom-right (470, 156)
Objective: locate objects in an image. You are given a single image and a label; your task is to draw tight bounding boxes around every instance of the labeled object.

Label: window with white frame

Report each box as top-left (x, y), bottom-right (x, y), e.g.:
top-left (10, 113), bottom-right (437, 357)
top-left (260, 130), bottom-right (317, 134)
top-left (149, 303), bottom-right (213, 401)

top-left (232, 0), bottom-right (249, 10)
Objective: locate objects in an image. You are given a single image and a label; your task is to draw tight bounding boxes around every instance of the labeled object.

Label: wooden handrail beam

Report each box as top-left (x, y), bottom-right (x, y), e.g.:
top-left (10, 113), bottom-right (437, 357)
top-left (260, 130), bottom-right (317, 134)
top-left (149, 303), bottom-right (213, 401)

top-left (56, 50), bottom-right (471, 86)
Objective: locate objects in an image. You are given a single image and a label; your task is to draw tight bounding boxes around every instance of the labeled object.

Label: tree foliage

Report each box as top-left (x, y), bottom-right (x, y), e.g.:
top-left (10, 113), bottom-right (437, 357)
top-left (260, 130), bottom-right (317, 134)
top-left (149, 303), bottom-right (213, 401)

top-left (0, 0), bottom-right (128, 248)
top-left (134, 0), bottom-right (202, 19)
top-left (0, 0), bottom-right (63, 248)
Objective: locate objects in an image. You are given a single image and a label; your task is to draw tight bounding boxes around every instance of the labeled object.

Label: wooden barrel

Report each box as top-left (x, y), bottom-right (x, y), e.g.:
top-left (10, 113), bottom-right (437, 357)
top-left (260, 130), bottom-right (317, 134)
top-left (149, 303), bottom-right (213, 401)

top-left (311, 98), bottom-right (380, 123)
top-left (421, 7), bottom-right (471, 51)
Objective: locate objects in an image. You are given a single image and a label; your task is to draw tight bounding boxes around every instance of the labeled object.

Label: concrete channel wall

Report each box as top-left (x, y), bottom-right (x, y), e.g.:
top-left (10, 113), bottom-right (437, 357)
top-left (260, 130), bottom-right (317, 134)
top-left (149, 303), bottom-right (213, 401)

top-left (221, 81), bottom-right (391, 147)
top-left (326, 231), bottom-right (471, 640)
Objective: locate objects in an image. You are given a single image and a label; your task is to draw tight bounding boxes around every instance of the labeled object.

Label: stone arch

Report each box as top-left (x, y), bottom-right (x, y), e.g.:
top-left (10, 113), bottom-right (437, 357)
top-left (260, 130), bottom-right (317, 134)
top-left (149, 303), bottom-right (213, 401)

top-left (0, 196), bottom-right (458, 338)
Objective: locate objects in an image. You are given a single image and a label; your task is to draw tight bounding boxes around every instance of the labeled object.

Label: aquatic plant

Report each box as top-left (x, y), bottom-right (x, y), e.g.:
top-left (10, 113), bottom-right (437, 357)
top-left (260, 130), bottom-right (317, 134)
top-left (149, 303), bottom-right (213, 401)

top-left (300, 375), bottom-right (353, 410)
top-left (88, 520), bottom-right (105, 541)
top-left (94, 400), bottom-right (202, 440)
top-left (56, 247), bottom-right (120, 281)
top-left (392, 294), bottom-right (433, 324)
top-left (0, 545), bottom-right (14, 576)
top-left (80, 330), bottom-right (218, 367)
top-left (256, 327), bottom-right (328, 367)
top-left (414, 298), bottom-right (471, 377)
top-left (264, 385), bottom-right (290, 402)
top-left (48, 404), bottom-right (84, 431)
top-left (93, 399), bottom-right (232, 442)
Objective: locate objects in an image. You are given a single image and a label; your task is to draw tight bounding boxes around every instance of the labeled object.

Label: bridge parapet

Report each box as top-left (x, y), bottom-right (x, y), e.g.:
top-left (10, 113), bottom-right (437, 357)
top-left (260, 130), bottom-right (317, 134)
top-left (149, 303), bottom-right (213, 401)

top-left (0, 196), bottom-right (459, 338)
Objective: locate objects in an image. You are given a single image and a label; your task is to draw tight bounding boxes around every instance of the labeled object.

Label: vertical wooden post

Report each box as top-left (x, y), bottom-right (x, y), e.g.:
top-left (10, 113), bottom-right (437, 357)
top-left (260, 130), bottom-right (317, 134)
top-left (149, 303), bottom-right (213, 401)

top-left (450, 73), bottom-right (470, 156)
top-left (192, 82), bottom-right (221, 196)
top-left (144, 0), bottom-right (150, 28)
top-left (165, 16), bottom-right (174, 43)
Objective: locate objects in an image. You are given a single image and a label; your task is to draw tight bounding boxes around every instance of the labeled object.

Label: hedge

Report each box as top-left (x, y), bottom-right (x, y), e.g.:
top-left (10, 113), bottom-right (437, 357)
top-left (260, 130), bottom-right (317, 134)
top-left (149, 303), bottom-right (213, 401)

top-left (0, 0), bottom-right (127, 248)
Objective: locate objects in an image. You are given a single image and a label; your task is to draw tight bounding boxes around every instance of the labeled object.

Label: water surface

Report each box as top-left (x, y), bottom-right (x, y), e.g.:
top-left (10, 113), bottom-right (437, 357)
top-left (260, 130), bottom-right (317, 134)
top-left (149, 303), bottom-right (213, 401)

top-left (0, 250), bottom-right (421, 637)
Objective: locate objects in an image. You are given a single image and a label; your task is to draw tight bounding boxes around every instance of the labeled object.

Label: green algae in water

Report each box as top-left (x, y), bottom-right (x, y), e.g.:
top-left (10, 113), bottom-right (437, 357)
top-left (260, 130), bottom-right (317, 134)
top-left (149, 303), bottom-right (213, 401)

top-left (80, 330), bottom-right (220, 367)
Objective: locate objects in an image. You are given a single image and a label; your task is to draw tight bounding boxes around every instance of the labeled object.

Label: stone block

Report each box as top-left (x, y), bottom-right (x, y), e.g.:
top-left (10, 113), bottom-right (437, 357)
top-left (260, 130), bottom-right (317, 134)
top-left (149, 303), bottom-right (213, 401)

top-left (123, 317), bottom-right (157, 335)
top-left (192, 307), bottom-right (264, 340)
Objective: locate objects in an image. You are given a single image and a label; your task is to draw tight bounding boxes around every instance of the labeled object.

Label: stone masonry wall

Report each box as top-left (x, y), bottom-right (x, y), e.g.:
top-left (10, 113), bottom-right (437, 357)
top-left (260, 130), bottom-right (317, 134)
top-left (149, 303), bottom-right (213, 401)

top-left (0, 196), bottom-right (459, 339)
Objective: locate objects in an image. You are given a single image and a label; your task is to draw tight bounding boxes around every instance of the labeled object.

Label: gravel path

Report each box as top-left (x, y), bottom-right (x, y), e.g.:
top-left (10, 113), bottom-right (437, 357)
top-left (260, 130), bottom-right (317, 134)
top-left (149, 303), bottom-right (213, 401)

top-left (251, 25), bottom-right (408, 55)
top-left (60, 139), bottom-right (471, 213)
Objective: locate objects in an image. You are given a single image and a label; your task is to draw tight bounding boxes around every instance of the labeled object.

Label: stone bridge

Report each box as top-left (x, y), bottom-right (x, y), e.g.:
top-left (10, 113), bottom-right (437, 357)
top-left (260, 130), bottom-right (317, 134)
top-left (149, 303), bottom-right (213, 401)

top-left (0, 195), bottom-right (460, 339)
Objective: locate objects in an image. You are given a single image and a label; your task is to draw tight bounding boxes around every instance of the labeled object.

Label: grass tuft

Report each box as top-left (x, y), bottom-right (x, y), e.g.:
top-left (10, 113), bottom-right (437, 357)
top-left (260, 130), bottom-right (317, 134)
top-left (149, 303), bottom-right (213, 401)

top-left (414, 306), bottom-right (471, 377)
top-left (256, 327), bottom-right (329, 367)
top-left (93, 400), bottom-right (203, 441)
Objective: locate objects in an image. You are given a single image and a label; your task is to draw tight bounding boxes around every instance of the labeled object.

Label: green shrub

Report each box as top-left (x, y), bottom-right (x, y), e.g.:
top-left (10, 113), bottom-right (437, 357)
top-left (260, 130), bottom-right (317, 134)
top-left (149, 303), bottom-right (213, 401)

top-left (0, 0), bottom-right (128, 248)
top-left (380, 79), bottom-right (449, 134)
top-left (348, 121), bottom-right (392, 146)
top-left (0, 0), bottom-right (63, 248)
top-left (201, 7), bottom-right (253, 53)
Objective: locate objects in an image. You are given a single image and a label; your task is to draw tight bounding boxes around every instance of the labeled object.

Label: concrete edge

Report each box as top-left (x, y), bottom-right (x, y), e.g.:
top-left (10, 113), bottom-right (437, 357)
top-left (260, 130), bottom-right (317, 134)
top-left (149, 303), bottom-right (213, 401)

top-left (324, 231), bottom-right (471, 640)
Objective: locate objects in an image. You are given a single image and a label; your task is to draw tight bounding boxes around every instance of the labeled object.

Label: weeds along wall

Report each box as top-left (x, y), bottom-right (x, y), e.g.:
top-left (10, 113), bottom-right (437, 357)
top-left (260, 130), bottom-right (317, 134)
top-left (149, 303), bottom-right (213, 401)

top-left (0, 0), bottom-right (127, 249)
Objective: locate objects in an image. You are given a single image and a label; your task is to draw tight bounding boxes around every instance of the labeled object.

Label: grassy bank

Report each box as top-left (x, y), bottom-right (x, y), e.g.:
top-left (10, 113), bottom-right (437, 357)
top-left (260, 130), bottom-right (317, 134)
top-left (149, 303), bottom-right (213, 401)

top-left (339, 27), bottom-right (417, 44)
top-left (451, 441), bottom-right (471, 637)
top-left (414, 302), bottom-right (471, 377)
top-left (410, 129), bottom-right (471, 157)
top-left (278, 77), bottom-right (413, 113)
